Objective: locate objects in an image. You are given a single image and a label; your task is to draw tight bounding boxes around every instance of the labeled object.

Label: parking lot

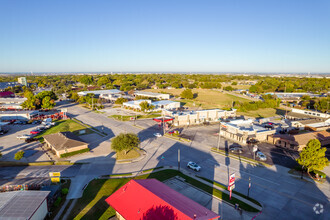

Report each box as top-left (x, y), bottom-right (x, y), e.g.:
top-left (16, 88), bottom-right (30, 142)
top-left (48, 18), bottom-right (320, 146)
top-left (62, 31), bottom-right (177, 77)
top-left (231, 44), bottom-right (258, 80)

top-left (0, 123), bottom-right (49, 162)
top-left (177, 124), bottom-right (299, 168)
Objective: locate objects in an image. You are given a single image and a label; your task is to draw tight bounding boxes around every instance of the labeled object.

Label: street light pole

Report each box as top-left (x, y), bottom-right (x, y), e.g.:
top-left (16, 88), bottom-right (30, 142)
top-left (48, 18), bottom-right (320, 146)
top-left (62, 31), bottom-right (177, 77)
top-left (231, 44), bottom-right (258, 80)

top-left (248, 177), bottom-right (251, 198)
top-left (178, 148), bottom-right (180, 171)
top-left (217, 121), bottom-right (221, 150)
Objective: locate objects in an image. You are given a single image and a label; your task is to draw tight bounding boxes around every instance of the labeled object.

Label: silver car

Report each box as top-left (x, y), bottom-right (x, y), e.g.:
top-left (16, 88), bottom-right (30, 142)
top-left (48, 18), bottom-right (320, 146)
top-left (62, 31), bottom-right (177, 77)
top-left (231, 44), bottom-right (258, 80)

top-left (256, 151), bottom-right (267, 161)
top-left (187, 161), bottom-right (201, 171)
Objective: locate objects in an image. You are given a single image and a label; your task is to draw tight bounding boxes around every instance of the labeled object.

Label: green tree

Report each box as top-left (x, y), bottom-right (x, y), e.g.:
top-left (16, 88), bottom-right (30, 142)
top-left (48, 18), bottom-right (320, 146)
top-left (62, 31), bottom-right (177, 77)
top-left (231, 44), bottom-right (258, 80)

top-left (111, 133), bottom-right (140, 154)
top-left (297, 139), bottom-right (329, 175)
top-left (70, 92), bottom-right (79, 101)
top-left (97, 76), bottom-right (110, 86)
top-left (223, 86), bottom-right (234, 91)
top-left (180, 89), bottom-right (193, 99)
top-left (41, 96), bottom-right (56, 109)
top-left (115, 97), bottom-right (128, 104)
top-left (139, 101), bottom-right (154, 112)
top-left (80, 76), bottom-right (93, 85)
top-left (14, 151), bottom-right (24, 160)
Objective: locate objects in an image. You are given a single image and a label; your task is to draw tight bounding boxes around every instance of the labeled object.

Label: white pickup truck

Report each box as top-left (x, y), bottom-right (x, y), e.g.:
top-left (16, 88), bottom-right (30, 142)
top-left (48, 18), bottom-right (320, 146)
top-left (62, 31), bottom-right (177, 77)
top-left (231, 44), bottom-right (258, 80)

top-left (17, 134), bottom-right (31, 139)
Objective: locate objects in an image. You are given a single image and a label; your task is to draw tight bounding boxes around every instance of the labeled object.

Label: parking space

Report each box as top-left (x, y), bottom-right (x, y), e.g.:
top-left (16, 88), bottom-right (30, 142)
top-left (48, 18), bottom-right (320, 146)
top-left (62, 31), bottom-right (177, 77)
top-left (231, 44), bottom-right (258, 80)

top-left (179, 124), bottom-right (299, 168)
top-left (0, 124), bottom-right (49, 162)
top-left (164, 177), bottom-right (253, 220)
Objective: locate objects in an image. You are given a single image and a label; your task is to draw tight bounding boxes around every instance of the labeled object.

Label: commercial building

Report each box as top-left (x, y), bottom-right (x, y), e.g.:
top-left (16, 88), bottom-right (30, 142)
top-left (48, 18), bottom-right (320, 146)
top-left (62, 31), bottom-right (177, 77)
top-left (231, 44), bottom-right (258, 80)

top-left (123, 99), bottom-right (152, 110)
top-left (287, 108), bottom-right (329, 120)
top-left (134, 91), bottom-right (170, 100)
top-left (105, 179), bottom-right (219, 220)
top-left (152, 100), bottom-right (181, 110)
top-left (220, 119), bottom-right (276, 144)
top-left (0, 97), bottom-right (27, 110)
top-left (0, 110), bottom-right (39, 121)
top-left (43, 132), bottom-right (89, 157)
top-left (289, 118), bottom-right (330, 131)
top-left (77, 89), bottom-right (122, 97)
top-left (0, 191), bottom-right (50, 220)
top-left (267, 130), bottom-right (330, 151)
top-left (164, 109), bottom-right (237, 126)
top-left (17, 77), bottom-right (27, 86)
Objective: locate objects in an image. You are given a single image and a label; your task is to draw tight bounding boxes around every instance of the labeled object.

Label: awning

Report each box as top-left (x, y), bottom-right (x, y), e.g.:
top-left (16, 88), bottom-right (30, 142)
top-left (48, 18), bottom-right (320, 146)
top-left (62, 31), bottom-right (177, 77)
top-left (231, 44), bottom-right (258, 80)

top-left (153, 117), bottom-right (174, 122)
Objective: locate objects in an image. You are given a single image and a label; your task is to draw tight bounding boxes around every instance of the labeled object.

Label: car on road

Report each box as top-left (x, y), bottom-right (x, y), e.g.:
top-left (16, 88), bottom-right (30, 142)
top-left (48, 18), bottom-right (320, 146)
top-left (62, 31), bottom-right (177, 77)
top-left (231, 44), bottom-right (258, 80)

top-left (187, 161), bottom-right (201, 171)
top-left (153, 133), bottom-right (162, 137)
top-left (25, 137), bottom-right (38, 143)
top-left (247, 138), bottom-right (259, 144)
top-left (30, 130), bottom-right (41, 135)
top-left (229, 145), bottom-right (243, 154)
top-left (32, 120), bottom-right (41, 125)
top-left (0, 130), bottom-right (8, 135)
top-left (14, 120), bottom-right (27, 125)
top-left (17, 134), bottom-right (31, 139)
top-left (256, 151), bottom-right (267, 161)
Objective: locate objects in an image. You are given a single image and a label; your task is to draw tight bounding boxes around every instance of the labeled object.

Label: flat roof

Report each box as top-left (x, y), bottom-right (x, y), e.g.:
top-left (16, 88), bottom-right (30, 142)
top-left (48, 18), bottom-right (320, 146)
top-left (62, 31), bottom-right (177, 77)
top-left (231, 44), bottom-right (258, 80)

top-left (134, 91), bottom-right (168, 96)
top-left (0, 191), bottom-right (50, 220)
top-left (0, 98), bottom-right (27, 103)
top-left (78, 89), bottom-right (121, 95)
top-left (0, 110), bottom-right (38, 115)
top-left (152, 100), bottom-right (178, 105)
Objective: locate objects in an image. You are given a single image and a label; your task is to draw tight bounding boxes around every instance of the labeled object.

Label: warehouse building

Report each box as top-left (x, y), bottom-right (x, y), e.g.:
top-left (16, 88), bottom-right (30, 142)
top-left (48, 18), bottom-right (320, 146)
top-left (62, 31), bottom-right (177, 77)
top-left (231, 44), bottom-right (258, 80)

top-left (164, 109), bottom-right (237, 126)
top-left (152, 100), bottom-right (180, 110)
top-left (77, 89), bottom-right (122, 97)
top-left (0, 110), bottom-right (39, 121)
top-left (134, 91), bottom-right (170, 100)
top-left (0, 191), bottom-right (50, 220)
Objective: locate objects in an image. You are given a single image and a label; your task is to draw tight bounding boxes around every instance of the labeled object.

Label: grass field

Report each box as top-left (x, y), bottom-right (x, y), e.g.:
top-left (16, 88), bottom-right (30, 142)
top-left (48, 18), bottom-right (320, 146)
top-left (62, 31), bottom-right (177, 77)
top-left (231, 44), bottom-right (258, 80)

top-left (115, 147), bottom-right (142, 160)
top-left (69, 169), bottom-right (260, 219)
top-left (35, 119), bottom-right (94, 140)
top-left (239, 108), bottom-right (286, 118)
top-left (145, 88), bottom-right (250, 109)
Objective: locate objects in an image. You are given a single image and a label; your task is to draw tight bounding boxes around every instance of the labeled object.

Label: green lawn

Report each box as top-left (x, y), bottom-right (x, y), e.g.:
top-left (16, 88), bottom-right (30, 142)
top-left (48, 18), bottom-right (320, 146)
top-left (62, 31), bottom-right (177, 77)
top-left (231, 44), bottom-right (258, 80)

top-left (109, 113), bottom-right (161, 121)
top-left (69, 169), bottom-right (260, 220)
top-left (115, 148), bottom-right (142, 160)
top-left (145, 88), bottom-right (250, 109)
top-left (35, 119), bottom-right (94, 140)
top-left (239, 108), bottom-right (286, 118)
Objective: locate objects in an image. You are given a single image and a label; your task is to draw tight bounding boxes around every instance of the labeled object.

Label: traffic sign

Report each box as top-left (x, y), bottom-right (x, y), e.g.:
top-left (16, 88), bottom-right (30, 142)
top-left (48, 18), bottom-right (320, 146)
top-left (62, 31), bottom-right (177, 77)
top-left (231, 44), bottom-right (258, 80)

top-left (229, 173), bottom-right (235, 187)
top-left (253, 145), bottom-right (258, 152)
top-left (130, 117), bottom-right (135, 120)
top-left (49, 172), bottom-right (61, 177)
top-left (51, 177), bottom-right (60, 183)
top-left (228, 184), bottom-right (235, 191)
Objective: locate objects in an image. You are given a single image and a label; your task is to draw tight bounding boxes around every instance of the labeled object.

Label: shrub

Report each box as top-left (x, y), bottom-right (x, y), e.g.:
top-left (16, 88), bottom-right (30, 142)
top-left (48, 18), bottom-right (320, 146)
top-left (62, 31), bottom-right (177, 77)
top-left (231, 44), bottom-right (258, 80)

top-left (312, 170), bottom-right (326, 179)
top-left (54, 197), bottom-right (62, 207)
top-left (61, 188), bottom-right (69, 195)
top-left (60, 148), bottom-right (90, 158)
top-left (14, 151), bottom-right (24, 160)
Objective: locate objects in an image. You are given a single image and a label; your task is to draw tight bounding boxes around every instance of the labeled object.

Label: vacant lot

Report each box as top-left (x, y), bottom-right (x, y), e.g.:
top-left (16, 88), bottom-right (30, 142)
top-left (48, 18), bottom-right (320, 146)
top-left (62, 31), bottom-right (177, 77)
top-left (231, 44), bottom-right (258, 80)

top-left (240, 108), bottom-right (286, 118)
top-left (35, 119), bottom-right (94, 140)
top-left (145, 88), bottom-right (250, 109)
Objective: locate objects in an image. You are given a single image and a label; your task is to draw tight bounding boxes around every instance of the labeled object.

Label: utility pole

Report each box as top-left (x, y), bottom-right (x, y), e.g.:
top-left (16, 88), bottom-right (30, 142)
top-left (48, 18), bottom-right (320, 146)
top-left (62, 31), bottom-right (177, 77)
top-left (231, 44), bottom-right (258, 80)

top-left (217, 121), bottom-right (221, 150)
top-left (248, 177), bottom-right (251, 198)
top-left (178, 148), bottom-right (180, 171)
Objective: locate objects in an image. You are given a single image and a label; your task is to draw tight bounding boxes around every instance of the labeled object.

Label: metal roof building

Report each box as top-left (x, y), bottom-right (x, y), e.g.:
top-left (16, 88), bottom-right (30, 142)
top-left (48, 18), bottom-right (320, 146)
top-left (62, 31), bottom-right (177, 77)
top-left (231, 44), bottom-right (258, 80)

top-left (105, 179), bottom-right (219, 220)
top-left (0, 191), bottom-right (50, 220)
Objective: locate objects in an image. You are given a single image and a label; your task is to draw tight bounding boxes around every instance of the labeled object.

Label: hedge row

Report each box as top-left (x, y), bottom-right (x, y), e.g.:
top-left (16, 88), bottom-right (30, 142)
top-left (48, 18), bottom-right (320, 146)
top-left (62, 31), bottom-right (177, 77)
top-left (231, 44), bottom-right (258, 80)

top-left (60, 148), bottom-right (90, 158)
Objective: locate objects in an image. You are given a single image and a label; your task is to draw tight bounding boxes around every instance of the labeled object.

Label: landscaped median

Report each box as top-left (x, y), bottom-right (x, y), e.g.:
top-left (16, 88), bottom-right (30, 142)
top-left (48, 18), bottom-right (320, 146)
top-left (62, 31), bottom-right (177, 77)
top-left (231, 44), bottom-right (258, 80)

top-left (68, 168), bottom-right (262, 219)
top-left (108, 113), bottom-right (161, 121)
top-left (211, 147), bottom-right (270, 167)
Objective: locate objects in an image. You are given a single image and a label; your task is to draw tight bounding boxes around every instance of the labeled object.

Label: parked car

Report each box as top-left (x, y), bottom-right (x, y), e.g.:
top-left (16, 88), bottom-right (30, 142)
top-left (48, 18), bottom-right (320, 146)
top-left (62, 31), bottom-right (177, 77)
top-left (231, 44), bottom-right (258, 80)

top-left (36, 126), bottom-right (46, 131)
top-left (187, 161), bottom-right (201, 171)
top-left (30, 130), bottom-right (41, 135)
top-left (229, 146), bottom-right (243, 154)
top-left (153, 133), bottom-right (162, 137)
top-left (247, 139), bottom-right (259, 144)
top-left (17, 134), bottom-right (31, 139)
top-left (32, 120), bottom-right (41, 125)
top-left (14, 121), bottom-right (27, 125)
top-left (25, 137), bottom-right (38, 143)
top-left (0, 130), bottom-right (8, 135)
top-left (256, 151), bottom-right (267, 161)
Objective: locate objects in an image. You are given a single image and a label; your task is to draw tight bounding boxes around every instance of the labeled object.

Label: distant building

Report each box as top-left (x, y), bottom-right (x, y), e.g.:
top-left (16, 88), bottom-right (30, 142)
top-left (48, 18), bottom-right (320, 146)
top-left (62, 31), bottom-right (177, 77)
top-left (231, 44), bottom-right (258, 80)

top-left (105, 179), bottom-right (220, 220)
top-left (134, 91), bottom-right (170, 100)
top-left (0, 110), bottom-right (39, 120)
top-left (152, 100), bottom-right (181, 110)
top-left (77, 89), bottom-right (122, 97)
top-left (123, 99), bottom-right (152, 110)
top-left (164, 109), bottom-right (237, 126)
top-left (287, 108), bottom-right (329, 120)
top-left (0, 191), bottom-right (50, 220)
top-left (0, 91), bottom-right (15, 98)
top-left (17, 77), bottom-right (27, 86)
top-left (220, 119), bottom-right (276, 144)
top-left (0, 97), bottom-right (27, 110)
top-left (267, 131), bottom-right (330, 151)
top-left (289, 118), bottom-right (330, 131)
top-left (43, 132), bottom-right (89, 157)
top-left (0, 82), bottom-right (20, 91)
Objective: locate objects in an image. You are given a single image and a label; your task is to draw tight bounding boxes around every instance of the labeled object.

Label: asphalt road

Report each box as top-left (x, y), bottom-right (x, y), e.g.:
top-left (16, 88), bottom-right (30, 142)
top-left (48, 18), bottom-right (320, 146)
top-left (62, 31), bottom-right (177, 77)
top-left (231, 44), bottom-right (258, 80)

top-left (1, 102), bottom-right (329, 220)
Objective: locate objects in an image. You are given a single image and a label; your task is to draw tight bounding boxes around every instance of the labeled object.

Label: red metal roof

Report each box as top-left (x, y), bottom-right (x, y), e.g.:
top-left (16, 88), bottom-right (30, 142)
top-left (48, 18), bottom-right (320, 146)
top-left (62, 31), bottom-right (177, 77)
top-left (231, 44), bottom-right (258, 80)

top-left (105, 179), bottom-right (220, 220)
top-left (153, 117), bottom-right (174, 122)
top-left (0, 91), bottom-right (14, 98)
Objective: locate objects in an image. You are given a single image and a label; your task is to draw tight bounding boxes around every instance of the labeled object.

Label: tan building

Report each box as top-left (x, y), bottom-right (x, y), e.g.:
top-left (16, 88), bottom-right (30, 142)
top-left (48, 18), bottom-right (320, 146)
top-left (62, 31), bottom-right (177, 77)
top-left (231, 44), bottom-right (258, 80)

top-left (267, 130), bottom-right (330, 151)
top-left (43, 132), bottom-right (89, 157)
top-left (164, 109), bottom-right (237, 126)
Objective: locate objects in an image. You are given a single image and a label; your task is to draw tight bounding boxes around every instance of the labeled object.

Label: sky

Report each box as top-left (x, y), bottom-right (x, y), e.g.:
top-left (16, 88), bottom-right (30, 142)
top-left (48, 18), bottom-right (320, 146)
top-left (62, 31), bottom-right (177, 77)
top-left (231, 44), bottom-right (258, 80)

top-left (0, 0), bottom-right (330, 73)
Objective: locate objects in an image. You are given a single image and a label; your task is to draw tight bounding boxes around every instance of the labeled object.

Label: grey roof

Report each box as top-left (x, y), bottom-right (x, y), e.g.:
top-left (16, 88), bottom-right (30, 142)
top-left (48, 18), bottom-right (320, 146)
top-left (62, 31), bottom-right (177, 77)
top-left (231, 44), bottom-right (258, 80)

top-left (0, 191), bottom-right (50, 219)
top-left (0, 82), bottom-right (20, 90)
top-left (43, 132), bottom-right (88, 151)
